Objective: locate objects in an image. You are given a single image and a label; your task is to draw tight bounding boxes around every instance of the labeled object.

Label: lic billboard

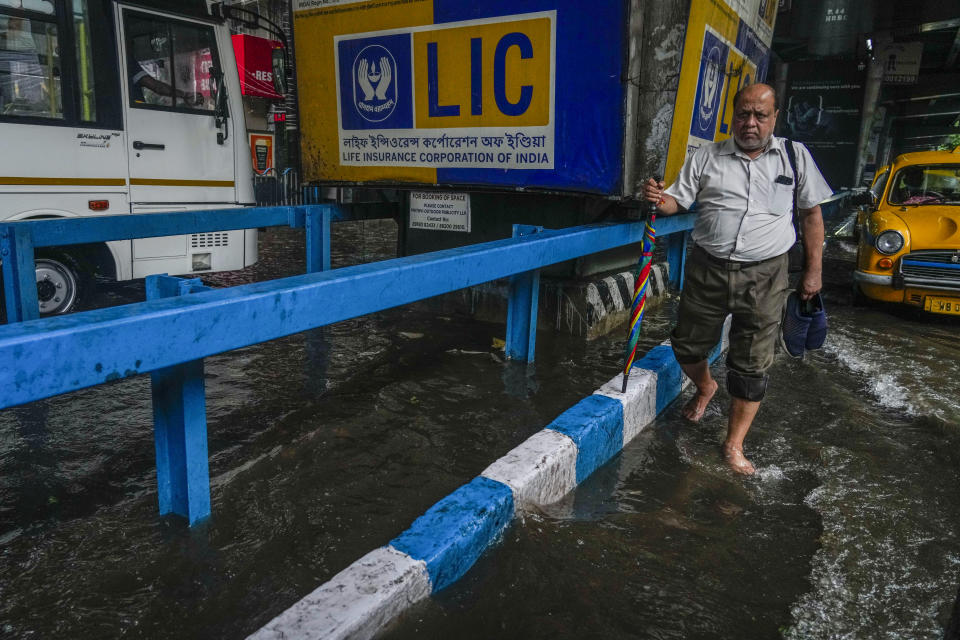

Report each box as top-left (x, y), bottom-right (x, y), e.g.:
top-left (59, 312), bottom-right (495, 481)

top-left (664, 0), bottom-right (775, 184)
top-left (293, 1), bottom-right (626, 194)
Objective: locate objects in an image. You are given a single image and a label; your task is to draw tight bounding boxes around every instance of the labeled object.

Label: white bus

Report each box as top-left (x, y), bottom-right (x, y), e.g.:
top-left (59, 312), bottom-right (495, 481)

top-left (1, 0), bottom-right (256, 316)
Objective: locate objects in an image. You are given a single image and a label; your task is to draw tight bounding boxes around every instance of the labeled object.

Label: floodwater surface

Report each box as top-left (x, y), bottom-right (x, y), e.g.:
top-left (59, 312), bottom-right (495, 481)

top-left (387, 239), bottom-right (960, 640)
top-left (1, 223), bottom-right (958, 639)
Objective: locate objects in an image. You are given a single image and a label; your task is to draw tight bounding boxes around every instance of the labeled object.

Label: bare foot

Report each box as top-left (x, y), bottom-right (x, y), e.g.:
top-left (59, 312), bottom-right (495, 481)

top-left (682, 379), bottom-right (718, 423)
top-left (722, 444), bottom-right (756, 475)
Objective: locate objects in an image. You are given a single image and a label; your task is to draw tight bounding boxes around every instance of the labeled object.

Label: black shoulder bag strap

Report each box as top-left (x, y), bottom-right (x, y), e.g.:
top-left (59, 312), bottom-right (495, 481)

top-left (783, 138), bottom-right (800, 240)
top-left (782, 138), bottom-right (805, 272)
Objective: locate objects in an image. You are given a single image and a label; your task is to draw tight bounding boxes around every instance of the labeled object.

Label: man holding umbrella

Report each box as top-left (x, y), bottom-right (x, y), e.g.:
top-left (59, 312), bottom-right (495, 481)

top-left (642, 83), bottom-right (831, 475)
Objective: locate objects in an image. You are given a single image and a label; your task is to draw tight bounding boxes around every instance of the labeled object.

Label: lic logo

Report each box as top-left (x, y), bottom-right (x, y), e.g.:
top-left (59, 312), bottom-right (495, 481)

top-left (352, 44), bottom-right (397, 122)
top-left (690, 29), bottom-right (729, 140)
top-left (698, 44), bottom-right (722, 132)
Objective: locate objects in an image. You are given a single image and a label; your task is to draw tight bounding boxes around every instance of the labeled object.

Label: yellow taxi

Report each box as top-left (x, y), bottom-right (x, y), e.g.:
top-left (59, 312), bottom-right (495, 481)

top-left (853, 164), bottom-right (889, 239)
top-left (853, 146), bottom-right (960, 315)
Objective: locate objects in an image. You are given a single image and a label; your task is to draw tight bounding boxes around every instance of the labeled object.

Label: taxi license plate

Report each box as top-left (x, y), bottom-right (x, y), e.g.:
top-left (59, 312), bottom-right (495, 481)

top-left (924, 296), bottom-right (960, 315)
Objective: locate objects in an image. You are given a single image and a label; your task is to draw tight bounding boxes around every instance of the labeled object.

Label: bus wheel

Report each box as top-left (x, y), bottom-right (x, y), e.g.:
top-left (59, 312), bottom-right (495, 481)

top-left (35, 256), bottom-right (80, 316)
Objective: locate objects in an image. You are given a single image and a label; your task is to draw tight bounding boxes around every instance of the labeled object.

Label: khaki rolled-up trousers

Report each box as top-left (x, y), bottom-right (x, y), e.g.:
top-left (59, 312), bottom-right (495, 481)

top-left (671, 245), bottom-right (790, 396)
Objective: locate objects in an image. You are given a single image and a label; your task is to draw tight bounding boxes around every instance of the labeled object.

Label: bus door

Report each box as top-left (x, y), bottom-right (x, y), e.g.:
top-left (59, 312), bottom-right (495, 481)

top-left (118, 6), bottom-right (236, 206)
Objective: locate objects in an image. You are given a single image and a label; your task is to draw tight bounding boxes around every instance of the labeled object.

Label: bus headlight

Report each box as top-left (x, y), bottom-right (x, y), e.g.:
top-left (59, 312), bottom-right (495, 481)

top-left (875, 230), bottom-right (904, 255)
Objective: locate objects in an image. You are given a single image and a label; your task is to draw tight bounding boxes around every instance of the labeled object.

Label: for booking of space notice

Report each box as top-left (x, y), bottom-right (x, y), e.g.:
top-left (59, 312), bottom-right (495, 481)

top-left (408, 191), bottom-right (470, 232)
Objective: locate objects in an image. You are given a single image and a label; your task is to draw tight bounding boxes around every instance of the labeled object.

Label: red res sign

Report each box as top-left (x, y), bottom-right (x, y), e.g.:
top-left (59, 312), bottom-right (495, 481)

top-left (232, 34), bottom-right (284, 99)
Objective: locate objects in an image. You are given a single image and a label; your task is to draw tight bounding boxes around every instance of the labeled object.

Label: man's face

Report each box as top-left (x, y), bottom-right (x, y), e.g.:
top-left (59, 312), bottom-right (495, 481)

top-left (732, 89), bottom-right (778, 151)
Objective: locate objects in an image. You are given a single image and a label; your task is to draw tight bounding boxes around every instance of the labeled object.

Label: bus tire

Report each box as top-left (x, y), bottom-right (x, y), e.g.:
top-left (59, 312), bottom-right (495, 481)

top-left (35, 252), bottom-right (84, 316)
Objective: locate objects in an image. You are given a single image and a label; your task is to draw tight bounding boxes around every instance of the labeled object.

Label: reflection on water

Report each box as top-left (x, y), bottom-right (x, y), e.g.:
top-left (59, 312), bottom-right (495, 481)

top-left (2, 229), bottom-right (959, 639)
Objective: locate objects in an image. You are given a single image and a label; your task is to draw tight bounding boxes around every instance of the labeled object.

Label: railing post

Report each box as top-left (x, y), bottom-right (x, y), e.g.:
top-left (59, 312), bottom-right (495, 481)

top-left (505, 225), bottom-right (544, 362)
top-left (302, 205), bottom-right (332, 391)
top-left (145, 274), bottom-right (212, 525)
top-left (304, 206), bottom-right (332, 273)
top-left (667, 230), bottom-right (689, 291)
top-left (0, 224), bottom-right (39, 323)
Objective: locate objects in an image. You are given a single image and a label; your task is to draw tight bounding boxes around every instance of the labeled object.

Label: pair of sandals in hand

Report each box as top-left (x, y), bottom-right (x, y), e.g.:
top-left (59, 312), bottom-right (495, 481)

top-left (780, 291), bottom-right (827, 358)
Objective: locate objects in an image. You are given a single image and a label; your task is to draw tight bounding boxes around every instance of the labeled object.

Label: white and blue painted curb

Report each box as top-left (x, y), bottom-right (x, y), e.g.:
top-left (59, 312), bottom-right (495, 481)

top-left (250, 318), bottom-right (731, 640)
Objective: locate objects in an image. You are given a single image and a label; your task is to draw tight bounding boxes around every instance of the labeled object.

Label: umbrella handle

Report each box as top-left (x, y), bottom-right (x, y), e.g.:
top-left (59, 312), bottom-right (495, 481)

top-left (647, 175), bottom-right (663, 220)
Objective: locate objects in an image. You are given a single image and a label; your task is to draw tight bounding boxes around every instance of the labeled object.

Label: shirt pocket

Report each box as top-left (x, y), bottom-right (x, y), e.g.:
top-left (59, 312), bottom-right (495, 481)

top-left (768, 182), bottom-right (794, 213)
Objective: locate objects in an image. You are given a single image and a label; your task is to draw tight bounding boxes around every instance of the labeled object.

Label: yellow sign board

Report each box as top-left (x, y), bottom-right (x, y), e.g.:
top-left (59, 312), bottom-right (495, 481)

top-left (664, 0), bottom-right (776, 184)
top-left (412, 17), bottom-right (552, 129)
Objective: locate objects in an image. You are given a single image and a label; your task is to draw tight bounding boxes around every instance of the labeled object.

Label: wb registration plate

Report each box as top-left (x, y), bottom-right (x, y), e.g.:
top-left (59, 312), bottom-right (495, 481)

top-left (924, 296), bottom-right (960, 315)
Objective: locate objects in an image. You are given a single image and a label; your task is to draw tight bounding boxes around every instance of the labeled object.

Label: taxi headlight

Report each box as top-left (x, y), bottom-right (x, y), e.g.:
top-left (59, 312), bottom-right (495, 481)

top-left (875, 230), bottom-right (904, 255)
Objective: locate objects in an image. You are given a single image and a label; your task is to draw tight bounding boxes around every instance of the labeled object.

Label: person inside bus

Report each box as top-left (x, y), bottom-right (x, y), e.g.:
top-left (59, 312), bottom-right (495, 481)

top-left (127, 48), bottom-right (203, 108)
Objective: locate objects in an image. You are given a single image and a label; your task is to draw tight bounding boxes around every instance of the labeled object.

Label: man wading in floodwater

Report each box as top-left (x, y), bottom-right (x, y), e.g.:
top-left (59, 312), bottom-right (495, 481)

top-left (642, 83), bottom-right (831, 474)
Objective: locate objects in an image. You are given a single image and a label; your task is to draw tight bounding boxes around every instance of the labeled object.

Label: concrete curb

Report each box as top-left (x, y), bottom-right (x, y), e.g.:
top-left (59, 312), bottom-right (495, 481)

top-left (248, 547), bottom-right (431, 640)
top-left (250, 318), bottom-right (731, 640)
top-left (486, 317), bottom-right (730, 510)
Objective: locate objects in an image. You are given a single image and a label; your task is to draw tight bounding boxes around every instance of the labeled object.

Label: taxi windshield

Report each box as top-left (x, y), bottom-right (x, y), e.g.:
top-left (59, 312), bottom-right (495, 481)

top-left (888, 164), bottom-right (960, 206)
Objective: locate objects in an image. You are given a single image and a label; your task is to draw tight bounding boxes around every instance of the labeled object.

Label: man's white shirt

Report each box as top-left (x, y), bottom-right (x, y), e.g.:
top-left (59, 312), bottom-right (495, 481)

top-left (665, 136), bottom-right (833, 262)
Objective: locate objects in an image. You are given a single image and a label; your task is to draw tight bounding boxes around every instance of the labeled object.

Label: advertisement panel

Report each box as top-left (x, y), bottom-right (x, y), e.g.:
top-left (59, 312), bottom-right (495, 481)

top-left (293, 0), bottom-right (627, 195)
top-left (879, 42), bottom-right (923, 85)
top-left (250, 133), bottom-right (275, 174)
top-left (782, 61), bottom-right (865, 187)
top-left (664, 0), bottom-right (774, 184)
top-left (232, 34), bottom-right (285, 100)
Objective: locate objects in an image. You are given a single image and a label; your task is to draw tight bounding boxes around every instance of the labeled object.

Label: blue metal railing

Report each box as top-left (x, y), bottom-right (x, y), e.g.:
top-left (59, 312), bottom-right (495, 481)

top-left (0, 204), bottom-right (338, 323)
top-left (0, 207), bottom-right (696, 524)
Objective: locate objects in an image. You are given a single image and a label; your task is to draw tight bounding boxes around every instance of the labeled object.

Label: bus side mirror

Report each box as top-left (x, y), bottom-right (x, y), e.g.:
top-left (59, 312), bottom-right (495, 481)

top-left (210, 65), bottom-right (229, 145)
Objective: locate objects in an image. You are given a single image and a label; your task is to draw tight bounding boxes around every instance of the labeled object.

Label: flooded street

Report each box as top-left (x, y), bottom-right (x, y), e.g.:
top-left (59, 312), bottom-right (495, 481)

top-left (2, 221), bottom-right (959, 638)
top-left (389, 237), bottom-right (960, 640)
